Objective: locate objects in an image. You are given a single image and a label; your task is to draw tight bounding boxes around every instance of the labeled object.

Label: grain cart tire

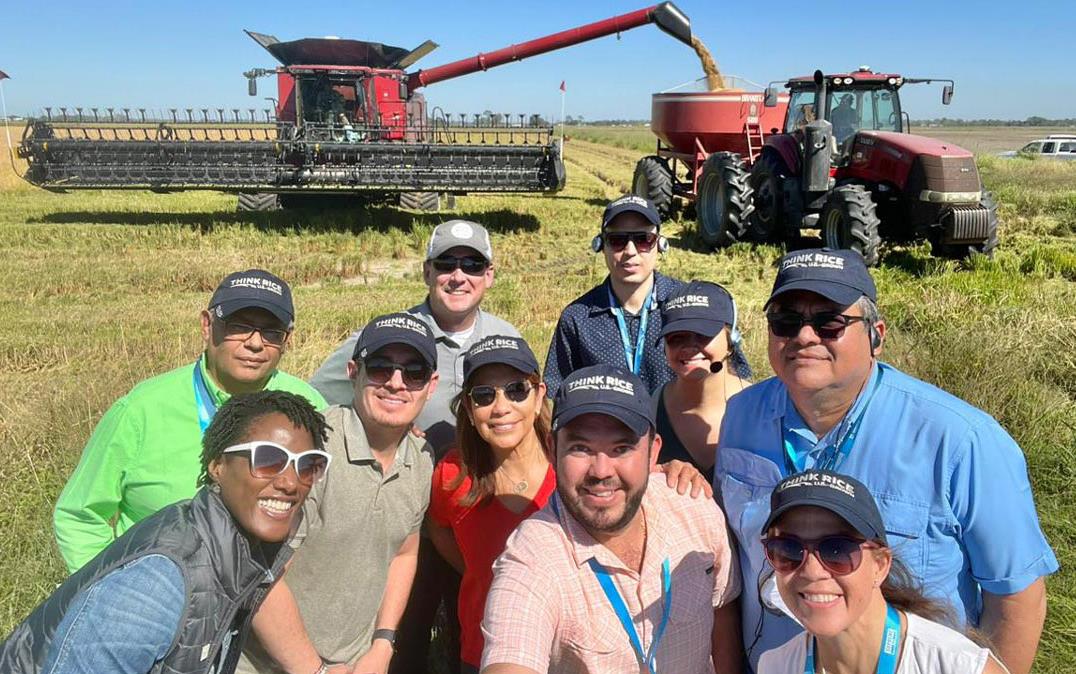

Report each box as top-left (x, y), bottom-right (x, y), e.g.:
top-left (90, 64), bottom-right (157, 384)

top-left (399, 191), bottom-right (441, 211)
top-left (930, 191), bottom-right (999, 260)
top-left (632, 156), bottom-right (674, 220)
top-left (237, 192), bottom-right (281, 212)
top-left (820, 184), bottom-right (882, 266)
top-left (696, 152), bottom-right (754, 249)
top-left (747, 152), bottom-right (789, 243)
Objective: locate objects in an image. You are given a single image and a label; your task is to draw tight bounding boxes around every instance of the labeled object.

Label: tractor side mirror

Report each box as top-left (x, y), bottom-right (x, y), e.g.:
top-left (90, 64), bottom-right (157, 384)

top-left (764, 87), bottom-right (779, 108)
top-left (248, 78), bottom-right (257, 97)
top-left (942, 84), bottom-right (953, 105)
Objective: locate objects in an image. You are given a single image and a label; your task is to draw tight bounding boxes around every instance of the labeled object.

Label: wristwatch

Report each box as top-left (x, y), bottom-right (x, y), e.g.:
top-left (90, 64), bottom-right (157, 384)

top-left (372, 628), bottom-right (397, 652)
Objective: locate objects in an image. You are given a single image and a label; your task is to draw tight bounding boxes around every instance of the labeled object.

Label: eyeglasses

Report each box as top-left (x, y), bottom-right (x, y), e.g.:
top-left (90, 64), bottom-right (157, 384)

top-left (766, 311), bottom-right (870, 340)
top-left (664, 331), bottom-right (711, 348)
top-left (603, 231), bottom-right (658, 253)
top-left (430, 255), bottom-right (489, 276)
top-left (222, 441), bottom-right (332, 485)
top-left (467, 380), bottom-right (534, 407)
top-left (220, 319), bottom-right (289, 347)
top-left (363, 358), bottom-right (433, 389)
top-left (763, 535), bottom-right (875, 576)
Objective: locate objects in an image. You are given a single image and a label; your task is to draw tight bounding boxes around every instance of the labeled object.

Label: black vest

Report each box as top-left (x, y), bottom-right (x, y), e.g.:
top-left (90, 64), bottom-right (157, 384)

top-left (1, 489), bottom-right (290, 674)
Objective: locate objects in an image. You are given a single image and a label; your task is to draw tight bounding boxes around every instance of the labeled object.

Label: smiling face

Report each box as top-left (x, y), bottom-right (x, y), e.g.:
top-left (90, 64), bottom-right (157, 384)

top-left (423, 245), bottom-right (494, 327)
top-left (349, 343), bottom-right (438, 432)
top-left (766, 291), bottom-right (881, 397)
top-left (664, 328), bottom-right (732, 381)
top-left (602, 213), bottom-right (659, 287)
top-left (201, 307), bottom-right (289, 394)
top-left (554, 413), bottom-right (659, 536)
top-left (208, 412), bottom-right (313, 543)
top-left (771, 506), bottom-right (891, 638)
top-left (464, 363), bottom-right (546, 453)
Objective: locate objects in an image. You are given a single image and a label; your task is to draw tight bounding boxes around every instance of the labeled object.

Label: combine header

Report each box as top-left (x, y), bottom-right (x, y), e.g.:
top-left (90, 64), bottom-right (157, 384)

top-left (18, 3), bottom-right (692, 211)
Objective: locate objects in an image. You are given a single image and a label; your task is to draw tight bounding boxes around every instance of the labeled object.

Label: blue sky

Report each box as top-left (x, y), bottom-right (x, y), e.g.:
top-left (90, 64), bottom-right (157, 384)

top-left (1, 0), bottom-right (1072, 121)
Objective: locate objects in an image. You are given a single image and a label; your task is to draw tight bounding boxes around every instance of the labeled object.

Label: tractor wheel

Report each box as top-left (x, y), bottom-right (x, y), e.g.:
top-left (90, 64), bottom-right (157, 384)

top-left (237, 192), bottom-right (281, 212)
top-left (696, 152), bottom-right (754, 249)
top-left (399, 191), bottom-right (441, 211)
top-left (747, 152), bottom-right (790, 243)
top-left (820, 184), bottom-right (882, 266)
top-left (930, 191), bottom-right (999, 260)
top-left (632, 156), bottom-right (674, 220)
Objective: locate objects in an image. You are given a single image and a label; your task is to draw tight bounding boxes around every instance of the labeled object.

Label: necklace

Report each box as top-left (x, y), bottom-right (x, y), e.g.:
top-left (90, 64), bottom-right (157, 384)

top-left (496, 463), bottom-right (530, 494)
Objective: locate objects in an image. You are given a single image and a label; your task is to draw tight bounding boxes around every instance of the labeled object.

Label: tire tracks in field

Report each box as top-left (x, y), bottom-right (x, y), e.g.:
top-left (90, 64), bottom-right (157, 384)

top-left (564, 139), bottom-right (640, 197)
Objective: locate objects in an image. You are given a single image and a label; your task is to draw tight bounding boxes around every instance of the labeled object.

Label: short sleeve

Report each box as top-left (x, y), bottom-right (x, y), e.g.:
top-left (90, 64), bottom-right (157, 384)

top-left (429, 452), bottom-right (466, 527)
top-left (948, 421), bottom-right (1058, 594)
top-left (543, 313), bottom-right (576, 399)
top-left (309, 330), bottom-right (362, 407)
top-left (480, 536), bottom-right (558, 671)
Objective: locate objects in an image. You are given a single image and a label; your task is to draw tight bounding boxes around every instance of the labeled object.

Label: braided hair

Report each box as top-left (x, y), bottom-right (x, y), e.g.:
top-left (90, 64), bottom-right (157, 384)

top-left (199, 390), bottom-right (330, 487)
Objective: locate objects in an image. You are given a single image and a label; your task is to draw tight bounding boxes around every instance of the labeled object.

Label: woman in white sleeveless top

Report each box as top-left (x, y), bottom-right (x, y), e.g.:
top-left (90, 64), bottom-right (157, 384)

top-left (756, 470), bottom-right (1009, 674)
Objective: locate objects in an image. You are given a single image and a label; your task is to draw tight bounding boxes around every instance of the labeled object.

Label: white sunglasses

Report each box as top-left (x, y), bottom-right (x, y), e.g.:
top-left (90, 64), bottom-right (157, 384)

top-left (222, 441), bottom-right (332, 485)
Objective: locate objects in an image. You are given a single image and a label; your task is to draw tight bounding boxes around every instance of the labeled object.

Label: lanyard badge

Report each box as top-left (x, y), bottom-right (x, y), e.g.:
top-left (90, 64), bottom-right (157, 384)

top-left (587, 557), bottom-right (672, 674)
top-left (805, 603), bottom-right (901, 674)
top-left (192, 356), bottom-right (218, 435)
top-left (608, 283), bottom-right (654, 375)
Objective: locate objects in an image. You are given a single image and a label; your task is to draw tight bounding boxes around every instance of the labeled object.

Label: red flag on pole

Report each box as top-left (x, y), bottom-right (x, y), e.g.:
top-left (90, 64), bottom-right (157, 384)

top-left (559, 80), bottom-right (566, 92)
top-left (0, 71), bottom-right (10, 81)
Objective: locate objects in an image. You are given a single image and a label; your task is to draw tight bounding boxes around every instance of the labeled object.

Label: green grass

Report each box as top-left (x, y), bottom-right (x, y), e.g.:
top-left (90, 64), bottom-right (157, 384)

top-left (1, 128), bottom-right (1074, 671)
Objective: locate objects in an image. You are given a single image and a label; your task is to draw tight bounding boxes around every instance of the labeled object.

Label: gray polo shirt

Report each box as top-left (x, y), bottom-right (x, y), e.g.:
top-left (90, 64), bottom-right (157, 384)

top-left (309, 299), bottom-right (521, 458)
top-left (237, 405), bottom-right (434, 672)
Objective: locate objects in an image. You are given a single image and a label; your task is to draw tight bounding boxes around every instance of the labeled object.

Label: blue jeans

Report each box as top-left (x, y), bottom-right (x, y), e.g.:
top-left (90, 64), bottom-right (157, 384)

top-left (44, 554), bottom-right (186, 674)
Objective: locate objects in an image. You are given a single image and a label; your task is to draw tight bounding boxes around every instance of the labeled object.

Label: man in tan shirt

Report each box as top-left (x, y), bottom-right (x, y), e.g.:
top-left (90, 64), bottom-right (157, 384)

top-left (481, 364), bottom-right (743, 674)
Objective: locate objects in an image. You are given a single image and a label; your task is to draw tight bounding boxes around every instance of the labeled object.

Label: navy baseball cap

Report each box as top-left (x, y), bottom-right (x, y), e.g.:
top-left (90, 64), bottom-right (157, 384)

top-left (602, 194), bottom-right (661, 230)
top-left (352, 313), bottom-right (437, 369)
top-left (660, 280), bottom-right (736, 340)
top-left (552, 364), bottom-right (654, 437)
top-left (765, 248), bottom-right (877, 310)
top-left (463, 335), bottom-right (540, 383)
top-left (209, 269), bottom-right (294, 327)
top-left (762, 470), bottom-right (888, 545)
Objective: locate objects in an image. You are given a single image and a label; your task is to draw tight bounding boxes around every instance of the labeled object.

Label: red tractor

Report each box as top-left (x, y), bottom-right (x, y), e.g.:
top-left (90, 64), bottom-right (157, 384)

top-left (634, 68), bottom-right (997, 264)
top-left (18, 4), bottom-right (692, 212)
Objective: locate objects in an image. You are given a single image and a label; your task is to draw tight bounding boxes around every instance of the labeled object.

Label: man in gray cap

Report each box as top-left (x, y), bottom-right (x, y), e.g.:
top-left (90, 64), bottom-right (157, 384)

top-left (310, 220), bottom-right (520, 673)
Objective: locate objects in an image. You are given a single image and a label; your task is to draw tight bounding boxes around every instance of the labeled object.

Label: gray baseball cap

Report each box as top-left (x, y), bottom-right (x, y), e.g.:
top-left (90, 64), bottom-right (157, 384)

top-left (426, 220), bottom-right (494, 262)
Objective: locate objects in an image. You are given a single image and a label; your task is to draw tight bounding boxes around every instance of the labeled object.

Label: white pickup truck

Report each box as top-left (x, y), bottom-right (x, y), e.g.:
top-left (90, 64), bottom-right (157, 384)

top-left (999, 134), bottom-right (1076, 160)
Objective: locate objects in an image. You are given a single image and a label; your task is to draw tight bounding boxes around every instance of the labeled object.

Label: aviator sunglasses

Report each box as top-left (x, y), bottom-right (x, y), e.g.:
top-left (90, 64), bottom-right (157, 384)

top-left (430, 255), bottom-right (490, 276)
top-left (603, 231), bottom-right (658, 253)
top-left (763, 535), bottom-right (876, 576)
top-left (467, 380), bottom-right (534, 407)
top-left (363, 357), bottom-right (433, 389)
top-left (222, 441), bottom-right (332, 486)
top-left (766, 311), bottom-right (871, 340)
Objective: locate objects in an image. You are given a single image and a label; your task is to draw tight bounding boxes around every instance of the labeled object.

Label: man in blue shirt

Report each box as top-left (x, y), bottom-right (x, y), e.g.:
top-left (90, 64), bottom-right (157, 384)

top-left (544, 195), bottom-right (685, 397)
top-left (714, 248), bottom-right (1057, 674)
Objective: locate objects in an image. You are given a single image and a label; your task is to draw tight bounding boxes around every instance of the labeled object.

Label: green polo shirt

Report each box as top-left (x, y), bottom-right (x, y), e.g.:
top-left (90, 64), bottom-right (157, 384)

top-left (53, 357), bottom-right (327, 573)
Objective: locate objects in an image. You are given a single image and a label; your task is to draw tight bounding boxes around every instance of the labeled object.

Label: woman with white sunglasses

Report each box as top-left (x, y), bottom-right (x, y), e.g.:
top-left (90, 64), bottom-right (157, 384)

top-left (757, 470), bottom-right (1008, 674)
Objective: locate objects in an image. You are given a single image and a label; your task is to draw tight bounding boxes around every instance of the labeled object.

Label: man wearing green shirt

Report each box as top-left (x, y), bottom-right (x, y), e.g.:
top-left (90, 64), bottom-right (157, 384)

top-left (53, 269), bottom-right (327, 573)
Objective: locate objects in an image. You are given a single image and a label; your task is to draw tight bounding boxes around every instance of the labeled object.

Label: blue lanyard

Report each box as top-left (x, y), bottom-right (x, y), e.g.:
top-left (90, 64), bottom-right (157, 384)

top-left (782, 369), bottom-right (884, 475)
top-left (588, 557), bottom-right (671, 674)
top-left (607, 281), bottom-right (654, 375)
top-left (805, 603), bottom-right (901, 674)
top-left (192, 357), bottom-right (218, 435)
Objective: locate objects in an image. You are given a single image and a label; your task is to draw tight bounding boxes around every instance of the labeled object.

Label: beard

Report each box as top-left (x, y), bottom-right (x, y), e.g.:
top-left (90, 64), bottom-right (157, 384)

top-left (557, 475), bottom-right (646, 536)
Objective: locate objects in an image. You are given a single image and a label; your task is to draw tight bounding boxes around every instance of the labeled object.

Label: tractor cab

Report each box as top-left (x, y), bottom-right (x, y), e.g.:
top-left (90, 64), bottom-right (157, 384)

top-left (782, 70), bottom-right (904, 146)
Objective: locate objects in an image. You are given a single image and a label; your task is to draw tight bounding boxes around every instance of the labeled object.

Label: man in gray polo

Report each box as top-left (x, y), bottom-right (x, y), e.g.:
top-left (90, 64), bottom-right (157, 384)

top-left (311, 220), bottom-right (520, 672)
top-left (240, 312), bottom-right (440, 674)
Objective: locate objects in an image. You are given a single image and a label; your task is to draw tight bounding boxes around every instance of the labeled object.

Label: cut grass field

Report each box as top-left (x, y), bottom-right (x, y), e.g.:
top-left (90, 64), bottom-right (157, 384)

top-left (0, 124), bottom-right (1073, 670)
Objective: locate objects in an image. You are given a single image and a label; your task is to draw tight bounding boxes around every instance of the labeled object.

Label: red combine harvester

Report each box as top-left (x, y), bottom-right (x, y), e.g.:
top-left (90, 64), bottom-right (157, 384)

top-left (18, 4), bottom-right (691, 212)
top-left (635, 67), bottom-right (997, 264)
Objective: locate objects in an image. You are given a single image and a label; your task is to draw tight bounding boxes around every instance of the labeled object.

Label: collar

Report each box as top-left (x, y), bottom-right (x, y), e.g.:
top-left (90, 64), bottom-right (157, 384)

top-left (413, 299), bottom-right (483, 346)
top-left (780, 361), bottom-right (883, 443)
top-left (589, 272), bottom-right (676, 317)
top-left (341, 405), bottom-right (414, 469)
top-left (198, 355), bottom-right (277, 407)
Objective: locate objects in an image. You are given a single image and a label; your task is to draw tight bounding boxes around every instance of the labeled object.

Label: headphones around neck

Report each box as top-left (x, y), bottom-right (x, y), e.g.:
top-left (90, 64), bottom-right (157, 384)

top-left (591, 231), bottom-right (669, 254)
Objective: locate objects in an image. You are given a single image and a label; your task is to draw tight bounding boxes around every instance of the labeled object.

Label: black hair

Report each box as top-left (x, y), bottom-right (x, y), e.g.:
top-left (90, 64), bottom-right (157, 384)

top-left (198, 390), bottom-right (330, 487)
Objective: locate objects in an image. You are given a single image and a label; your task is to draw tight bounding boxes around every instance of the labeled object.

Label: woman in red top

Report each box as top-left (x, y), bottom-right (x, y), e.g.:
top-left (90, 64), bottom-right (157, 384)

top-left (427, 335), bottom-right (554, 673)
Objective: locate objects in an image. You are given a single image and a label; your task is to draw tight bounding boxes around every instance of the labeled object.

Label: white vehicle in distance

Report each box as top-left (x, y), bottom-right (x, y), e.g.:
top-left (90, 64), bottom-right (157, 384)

top-left (999, 134), bottom-right (1076, 160)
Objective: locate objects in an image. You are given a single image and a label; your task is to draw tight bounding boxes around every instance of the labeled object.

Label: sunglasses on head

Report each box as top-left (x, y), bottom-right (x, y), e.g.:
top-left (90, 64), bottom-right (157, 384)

top-left (763, 534), bottom-right (876, 576)
top-left (467, 380), bottom-right (534, 407)
top-left (766, 311), bottom-right (870, 340)
top-left (603, 231), bottom-right (658, 253)
top-left (430, 255), bottom-right (489, 276)
top-left (363, 358), bottom-right (433, 389)
top-left (220, 319), bottom-right (288, 347)
top-left (222, 441), bottom-right (331, 486)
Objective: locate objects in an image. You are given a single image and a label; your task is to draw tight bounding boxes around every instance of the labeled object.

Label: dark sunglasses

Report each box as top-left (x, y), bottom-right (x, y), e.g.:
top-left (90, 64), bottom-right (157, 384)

top-left (763, 535), bottom-right (875, 576)
top-left (467, 380), bottom-right (534, 407)
top-left (603, 231), bottom-right (658, 253)
top-left (766, 311), bottom-right (870, 340)
top-left (222, 441), bottom-right (331, 486)
top-left (363, 358), bottom-right (433, 389)
top-left (220, 319), bottom-right (288, 346)
top-left (430, 255), bottom-right (489, 276)
top-left (664, 331), bottom-right (711, 348)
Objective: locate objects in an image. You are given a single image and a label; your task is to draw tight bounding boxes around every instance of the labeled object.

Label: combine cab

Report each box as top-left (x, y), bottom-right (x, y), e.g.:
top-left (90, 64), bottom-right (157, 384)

top-left (18, 3), bottom-right (692, 212)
